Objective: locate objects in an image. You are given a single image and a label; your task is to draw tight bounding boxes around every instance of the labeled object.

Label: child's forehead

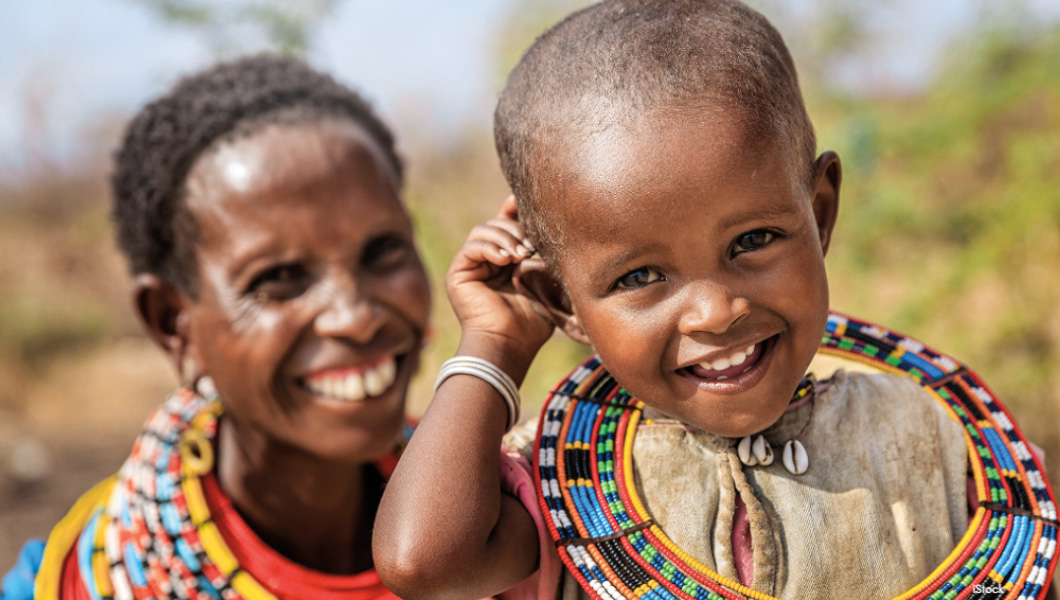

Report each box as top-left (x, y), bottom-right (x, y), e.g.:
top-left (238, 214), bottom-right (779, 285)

top-left (556, 101), bottom-right (773, 163)
top-left (527, 104), bottom-right (807, 266)
top-left (538, 104), bottom-right (787, 206)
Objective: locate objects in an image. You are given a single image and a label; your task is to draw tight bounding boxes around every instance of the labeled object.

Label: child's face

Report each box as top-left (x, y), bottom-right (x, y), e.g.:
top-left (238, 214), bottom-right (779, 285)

top-left (180, 119), bottom-right (430, 462)
top-left (540, 107), bottom-right (837, 437)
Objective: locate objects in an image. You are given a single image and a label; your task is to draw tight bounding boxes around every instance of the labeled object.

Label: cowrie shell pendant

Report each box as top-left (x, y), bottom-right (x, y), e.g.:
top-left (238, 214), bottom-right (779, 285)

top-left (752, 435), bottom-right (773, 466)
top-left (783, 440), bottom-right (808, 475)
top-left (737, 436), bottom-right (757, 466)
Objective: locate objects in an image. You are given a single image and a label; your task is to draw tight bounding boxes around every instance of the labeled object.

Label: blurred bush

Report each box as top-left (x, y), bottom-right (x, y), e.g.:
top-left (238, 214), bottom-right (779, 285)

top-left (819, 19), bottom-right (1060, 453)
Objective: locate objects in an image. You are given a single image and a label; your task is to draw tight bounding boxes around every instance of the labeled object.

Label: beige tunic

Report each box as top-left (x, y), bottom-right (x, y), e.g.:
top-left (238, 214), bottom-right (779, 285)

top-left (509, 363), bottom-right (970, 600)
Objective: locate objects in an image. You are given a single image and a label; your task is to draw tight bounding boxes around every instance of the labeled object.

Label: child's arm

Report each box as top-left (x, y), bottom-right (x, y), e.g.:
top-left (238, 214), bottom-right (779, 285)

top-left (374, 198), bottom-right (555, 600)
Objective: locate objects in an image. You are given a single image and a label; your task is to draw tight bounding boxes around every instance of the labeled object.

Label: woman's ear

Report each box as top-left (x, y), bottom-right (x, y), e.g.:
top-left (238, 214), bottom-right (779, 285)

top-left (810, 151), bottom-right (842, 256)
top-left (513, 258), bottom-right (591, 346)
top-left (132, 274), bottom-right (200, 384)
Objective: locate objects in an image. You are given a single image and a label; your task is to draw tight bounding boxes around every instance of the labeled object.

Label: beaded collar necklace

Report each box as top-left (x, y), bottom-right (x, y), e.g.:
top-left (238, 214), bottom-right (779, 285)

top-left (533, 312), bottom-right (1058, 600)
top-left (35, 384), bottom-right (412, 600)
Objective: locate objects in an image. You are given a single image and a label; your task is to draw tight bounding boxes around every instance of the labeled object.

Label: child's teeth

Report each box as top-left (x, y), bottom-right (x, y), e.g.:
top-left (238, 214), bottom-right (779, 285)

top-left (699, 344), bottom-right (757, 373)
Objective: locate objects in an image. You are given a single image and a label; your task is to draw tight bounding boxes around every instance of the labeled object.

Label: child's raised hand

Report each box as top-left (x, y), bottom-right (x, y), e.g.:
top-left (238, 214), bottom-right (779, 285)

top-left (446, 196), bottom-right (555, 372)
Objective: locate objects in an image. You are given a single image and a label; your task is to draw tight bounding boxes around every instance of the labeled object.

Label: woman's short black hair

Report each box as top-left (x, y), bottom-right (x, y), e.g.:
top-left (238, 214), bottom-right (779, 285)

top-left (112, 54), bottom-right (402, 296)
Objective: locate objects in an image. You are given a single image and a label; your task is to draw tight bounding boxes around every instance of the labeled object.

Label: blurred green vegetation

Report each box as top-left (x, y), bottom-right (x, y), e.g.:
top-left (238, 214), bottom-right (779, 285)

top-left (818, 18), bottom-right (1060, 447)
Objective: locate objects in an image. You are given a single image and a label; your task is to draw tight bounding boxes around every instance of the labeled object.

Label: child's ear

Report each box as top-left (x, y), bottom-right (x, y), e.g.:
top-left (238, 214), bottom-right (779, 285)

top-left (810, 150), bottom-right (842, 256)
top-left (133, 274), bottom-right (201, 384)
top-left (512, 258), bottom-right (591, 346)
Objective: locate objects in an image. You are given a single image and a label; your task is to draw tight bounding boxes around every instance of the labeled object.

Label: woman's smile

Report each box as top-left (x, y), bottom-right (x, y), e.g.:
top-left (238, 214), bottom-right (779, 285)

top-left (298, 354), bottom-right (400, 403)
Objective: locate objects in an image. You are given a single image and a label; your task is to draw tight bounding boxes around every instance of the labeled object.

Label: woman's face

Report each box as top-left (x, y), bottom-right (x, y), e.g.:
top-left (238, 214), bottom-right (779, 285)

top-left (180, 118), bottom-right (430, 463)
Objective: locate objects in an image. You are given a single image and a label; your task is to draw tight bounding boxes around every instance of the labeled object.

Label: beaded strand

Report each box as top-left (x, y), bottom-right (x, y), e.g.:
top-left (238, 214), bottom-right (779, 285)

top-left (53, 386), bottom-right (414, 600)
top-left (533, 311), bottom-right (1058, 600)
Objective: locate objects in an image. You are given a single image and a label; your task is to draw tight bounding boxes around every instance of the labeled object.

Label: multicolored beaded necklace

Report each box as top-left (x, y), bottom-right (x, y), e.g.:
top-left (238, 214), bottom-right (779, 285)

top-left (35, 384), bottom-right (412, 600)
top-left (533, 312), bottom-right (1058, 600)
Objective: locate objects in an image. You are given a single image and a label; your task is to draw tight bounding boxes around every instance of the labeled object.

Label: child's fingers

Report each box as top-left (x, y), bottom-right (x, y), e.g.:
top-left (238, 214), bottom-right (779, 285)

top-left (497, 195), bottom-right (519, 220)
top-left (482, 216), bottom-right (524, 239)
top-left (468, 223), bottom-right (534, 259)
top-left (493, 198), bottom-right (535, 250)
top-left (450, 238), bottom-right (518, 278)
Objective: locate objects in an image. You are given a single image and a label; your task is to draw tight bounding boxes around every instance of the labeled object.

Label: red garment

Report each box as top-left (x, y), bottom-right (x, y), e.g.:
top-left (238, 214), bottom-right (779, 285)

top-left (201, 471), bottom-right (399, 600)
top-left (58, 469), bottom-right (401, 600)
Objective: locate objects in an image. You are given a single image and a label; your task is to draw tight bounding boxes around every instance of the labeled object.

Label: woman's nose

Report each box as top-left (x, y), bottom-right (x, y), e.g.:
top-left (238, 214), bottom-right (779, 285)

top-left (313, 278), bottom-right (386, 344)
top-left (677, 281), bottom-right (750, 336)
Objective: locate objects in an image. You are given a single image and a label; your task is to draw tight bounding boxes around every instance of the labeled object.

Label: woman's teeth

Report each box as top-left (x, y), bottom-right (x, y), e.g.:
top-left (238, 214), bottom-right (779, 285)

top-left (699, 345), bottom-right (756, 373)
top-left (304, 357), bottom-right (397, 402)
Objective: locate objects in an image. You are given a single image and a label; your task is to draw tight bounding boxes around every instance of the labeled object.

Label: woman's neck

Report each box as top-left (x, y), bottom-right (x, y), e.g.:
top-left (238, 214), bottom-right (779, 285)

top-left (215, 416), bottom-right (381, 574)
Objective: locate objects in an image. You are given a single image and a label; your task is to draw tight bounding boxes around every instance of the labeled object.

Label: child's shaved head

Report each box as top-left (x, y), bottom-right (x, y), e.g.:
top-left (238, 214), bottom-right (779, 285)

top-left (495, 0), bottom-right (816, 262)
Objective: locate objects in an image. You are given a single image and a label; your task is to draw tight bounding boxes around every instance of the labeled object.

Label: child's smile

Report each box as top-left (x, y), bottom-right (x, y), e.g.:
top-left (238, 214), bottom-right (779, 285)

top-left (540, 106), bottom-right (840, 437)
top-left (681, 335), bottom-right (772, 387)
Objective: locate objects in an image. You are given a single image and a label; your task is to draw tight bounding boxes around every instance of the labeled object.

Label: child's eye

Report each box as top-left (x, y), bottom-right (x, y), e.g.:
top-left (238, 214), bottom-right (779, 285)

top-left (364, 233), bottom-right (412, 271)
top-left (732, 230), bottom-right (777, 255)
top-left (616, 267), bottom-right (666, 290)
top-left (247, 264), bottom-right (309, 301)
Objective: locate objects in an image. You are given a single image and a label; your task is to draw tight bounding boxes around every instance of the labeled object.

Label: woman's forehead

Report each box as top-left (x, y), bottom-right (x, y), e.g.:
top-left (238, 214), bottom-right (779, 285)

top-left (181, 121), bottom-right (407, 254)
top-left (190, 119), bottom-right (394, 196)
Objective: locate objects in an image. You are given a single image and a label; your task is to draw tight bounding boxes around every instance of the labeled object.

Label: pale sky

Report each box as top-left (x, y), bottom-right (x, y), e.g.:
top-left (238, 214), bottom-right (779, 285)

top-left (1, 0), bottom-right (1057, 172)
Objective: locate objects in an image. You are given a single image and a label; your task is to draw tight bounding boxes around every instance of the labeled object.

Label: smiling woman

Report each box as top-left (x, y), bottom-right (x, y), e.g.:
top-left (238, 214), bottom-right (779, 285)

top-left (179, 118), bottom-right (429, 469)
top-left (1, 55), bottom-right (432, 600)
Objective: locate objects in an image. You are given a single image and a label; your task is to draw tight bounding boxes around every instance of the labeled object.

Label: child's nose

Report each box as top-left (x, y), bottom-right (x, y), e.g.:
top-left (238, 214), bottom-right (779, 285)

top-left (677, 282), bottom-right (751, 336)
top-left (313, 279), bottom-right (386, 344)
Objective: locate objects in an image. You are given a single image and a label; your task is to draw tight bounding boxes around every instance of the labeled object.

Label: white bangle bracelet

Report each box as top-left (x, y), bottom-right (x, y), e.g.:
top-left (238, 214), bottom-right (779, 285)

top-left (434, 356), bottom-right (521, 431)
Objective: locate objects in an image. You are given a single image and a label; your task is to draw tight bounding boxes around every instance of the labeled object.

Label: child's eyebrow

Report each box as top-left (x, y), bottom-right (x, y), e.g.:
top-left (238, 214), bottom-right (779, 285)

top-left (716, 202), bottom-right (801, 231)
top-left (589, 243), bottom-right (666, 283)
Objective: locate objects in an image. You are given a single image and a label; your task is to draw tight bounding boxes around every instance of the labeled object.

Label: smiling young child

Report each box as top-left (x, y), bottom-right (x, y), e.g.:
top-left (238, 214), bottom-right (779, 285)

top-left (374, 1), bottom-right (1058, 599)
top-left (2, 55), bottom-right (433, 600)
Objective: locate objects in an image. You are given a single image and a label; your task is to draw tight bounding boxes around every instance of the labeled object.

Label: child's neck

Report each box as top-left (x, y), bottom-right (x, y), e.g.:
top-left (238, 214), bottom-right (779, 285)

top-left (641, 374), bottom-right (828, 437)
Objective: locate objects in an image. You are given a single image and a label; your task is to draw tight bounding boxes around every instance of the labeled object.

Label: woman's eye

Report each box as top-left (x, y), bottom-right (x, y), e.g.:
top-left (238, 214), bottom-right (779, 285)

top-left (616, 267), bottom-right (666, 289)
top-left (732, 230), bottom-right (776, 255)
top-left (247, 264), bottom-right (309, 301)
top-left (364, 234), bottom-right (411, 271)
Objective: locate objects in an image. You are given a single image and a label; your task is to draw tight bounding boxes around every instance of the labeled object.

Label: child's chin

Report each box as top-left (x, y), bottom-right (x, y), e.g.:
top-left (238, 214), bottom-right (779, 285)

top-left (702, 422), bottom-right (774, 439)
top-left (683, 401), bottom-right (788, 438)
